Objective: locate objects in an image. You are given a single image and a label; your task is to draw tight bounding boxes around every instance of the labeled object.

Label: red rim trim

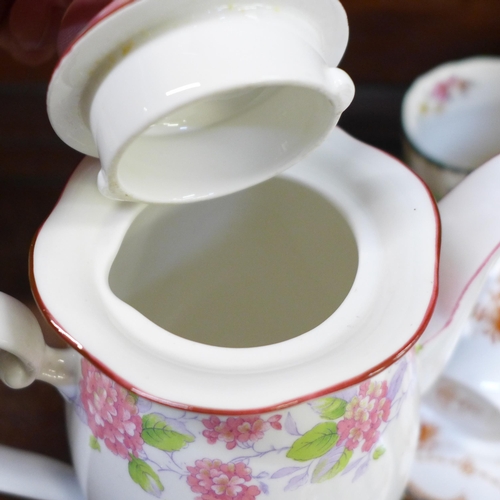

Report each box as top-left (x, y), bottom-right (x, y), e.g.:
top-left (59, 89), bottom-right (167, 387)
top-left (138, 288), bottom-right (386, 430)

top-left (52, 0), bottom-right (136, 79)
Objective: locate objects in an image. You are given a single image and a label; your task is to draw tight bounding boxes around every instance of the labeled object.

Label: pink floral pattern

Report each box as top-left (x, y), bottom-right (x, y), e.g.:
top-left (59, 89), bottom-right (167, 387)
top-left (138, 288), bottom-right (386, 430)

top-left (430, 76), bottom-right (471, 103)
top-left (187, 459), bottom-right (261, 500)
top-left (80, 358), bottom-right (144, 459)
top-left (420, 75), bottom-right (472, 115)
top-left (202, 415), bottom-right (282, 450)
top-left (337, 380), bottom-right (392, 452)
top-left (75, 357), bottom-right (407, 497)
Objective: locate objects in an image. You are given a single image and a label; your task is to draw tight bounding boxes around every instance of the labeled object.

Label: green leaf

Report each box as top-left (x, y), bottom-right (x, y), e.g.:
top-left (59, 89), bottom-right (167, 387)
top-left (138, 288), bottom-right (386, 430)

top-left (314, 448), bottom-right (353, 483)
top-left (89, 435), bottom-right (101, 452)
top-left (373, 446), bottom-right (386, 460)
top-left (141, 413), bottom-right (194, 452)
top-left (314, 398), bottom-right (348, 420)
top-left (128, 457), bottom-right (164, 497)
top-left (286, 422), bottom-right (339, 462)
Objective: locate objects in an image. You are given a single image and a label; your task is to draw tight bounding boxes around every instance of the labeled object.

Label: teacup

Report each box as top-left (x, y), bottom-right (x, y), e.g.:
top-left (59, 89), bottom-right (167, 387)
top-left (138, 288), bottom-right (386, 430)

top-left (402, 56), bottom-right (500, 199)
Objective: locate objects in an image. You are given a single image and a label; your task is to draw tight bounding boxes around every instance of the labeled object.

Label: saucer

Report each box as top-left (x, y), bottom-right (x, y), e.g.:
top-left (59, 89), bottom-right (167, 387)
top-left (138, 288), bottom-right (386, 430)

top-left (407, 397), bottom-right (500, 499)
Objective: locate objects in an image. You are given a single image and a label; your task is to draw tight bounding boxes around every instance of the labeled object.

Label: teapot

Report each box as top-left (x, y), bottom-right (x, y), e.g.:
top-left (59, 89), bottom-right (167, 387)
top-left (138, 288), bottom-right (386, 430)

top-left (1, 126), bottom-right (500, 500)
top-left (1, 0), bottom-right (500, 499)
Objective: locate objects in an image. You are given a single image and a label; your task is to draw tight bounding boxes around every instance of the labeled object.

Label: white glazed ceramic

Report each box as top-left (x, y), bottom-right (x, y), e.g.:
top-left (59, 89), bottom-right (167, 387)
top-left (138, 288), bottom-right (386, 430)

top-left (402, 56), bottom-right (500, 199)
top-left (48, 0), bottom-right (354, 203)
top-left (1, 128), bottom-right (500, 499)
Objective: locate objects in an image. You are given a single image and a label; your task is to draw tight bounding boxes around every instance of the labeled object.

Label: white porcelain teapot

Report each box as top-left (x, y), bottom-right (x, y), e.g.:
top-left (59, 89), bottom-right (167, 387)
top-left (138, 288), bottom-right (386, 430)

top-left (1, 1), bottom-right (500, 499)
top-left (1, 126), bottom-right (500, 500)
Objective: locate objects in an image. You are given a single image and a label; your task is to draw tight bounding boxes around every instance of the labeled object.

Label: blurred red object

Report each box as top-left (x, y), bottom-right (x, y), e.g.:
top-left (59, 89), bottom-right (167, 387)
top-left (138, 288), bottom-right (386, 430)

top-left (0, 0), bottom-right (132, 66)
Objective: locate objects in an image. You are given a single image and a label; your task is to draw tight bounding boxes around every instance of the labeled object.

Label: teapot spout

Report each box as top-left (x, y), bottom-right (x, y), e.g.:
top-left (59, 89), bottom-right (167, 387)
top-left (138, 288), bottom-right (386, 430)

top-left (417, 154), bottom-right (500, 394)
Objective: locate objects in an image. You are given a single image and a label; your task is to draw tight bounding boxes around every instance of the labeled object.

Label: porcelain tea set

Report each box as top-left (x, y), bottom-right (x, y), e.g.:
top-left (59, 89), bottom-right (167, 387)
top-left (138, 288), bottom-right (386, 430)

top-left (1, 1), bottom-right (500, 499)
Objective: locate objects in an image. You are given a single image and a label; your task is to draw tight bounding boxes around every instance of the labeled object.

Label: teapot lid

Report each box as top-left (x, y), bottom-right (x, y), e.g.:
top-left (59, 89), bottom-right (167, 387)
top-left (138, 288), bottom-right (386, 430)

top-left (47, 0), bottom-right (354, 203)
top-left (31, 128), bottom-right (439, 412)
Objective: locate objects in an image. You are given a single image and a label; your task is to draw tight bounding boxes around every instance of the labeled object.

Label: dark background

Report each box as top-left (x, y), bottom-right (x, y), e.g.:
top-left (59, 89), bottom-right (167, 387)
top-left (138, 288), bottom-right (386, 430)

top-left (1, 1), bottom-right (500, 498)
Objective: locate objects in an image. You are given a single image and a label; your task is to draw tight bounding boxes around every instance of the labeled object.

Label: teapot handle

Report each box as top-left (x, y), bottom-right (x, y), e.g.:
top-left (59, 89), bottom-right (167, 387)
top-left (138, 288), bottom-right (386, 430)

top-left (0, 292), bottom-right (77, 388)
top-left (0, 292), bottom-right (83, 500)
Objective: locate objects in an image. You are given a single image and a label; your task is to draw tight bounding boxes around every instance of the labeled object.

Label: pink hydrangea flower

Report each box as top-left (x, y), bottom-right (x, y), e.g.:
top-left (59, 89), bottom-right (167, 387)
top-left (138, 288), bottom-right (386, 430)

top-left (202, 415), bottom-right (282, 449)
top-left (187, 459), bottom-right (261, 500)
top-left (337, 380), bottom-right (392, 453)
top-left (80, 359), bottom-right (144, 460)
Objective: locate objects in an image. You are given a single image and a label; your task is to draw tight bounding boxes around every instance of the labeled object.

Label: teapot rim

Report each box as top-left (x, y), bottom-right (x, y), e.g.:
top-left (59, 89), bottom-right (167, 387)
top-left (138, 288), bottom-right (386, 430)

top-left (30, 128), bottom-right (440, 414)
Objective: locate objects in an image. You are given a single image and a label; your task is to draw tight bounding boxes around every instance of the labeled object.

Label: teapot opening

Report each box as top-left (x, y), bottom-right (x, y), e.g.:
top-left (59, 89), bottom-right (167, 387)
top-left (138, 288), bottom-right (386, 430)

top-left (108, 177), bottom-right (358, 348)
